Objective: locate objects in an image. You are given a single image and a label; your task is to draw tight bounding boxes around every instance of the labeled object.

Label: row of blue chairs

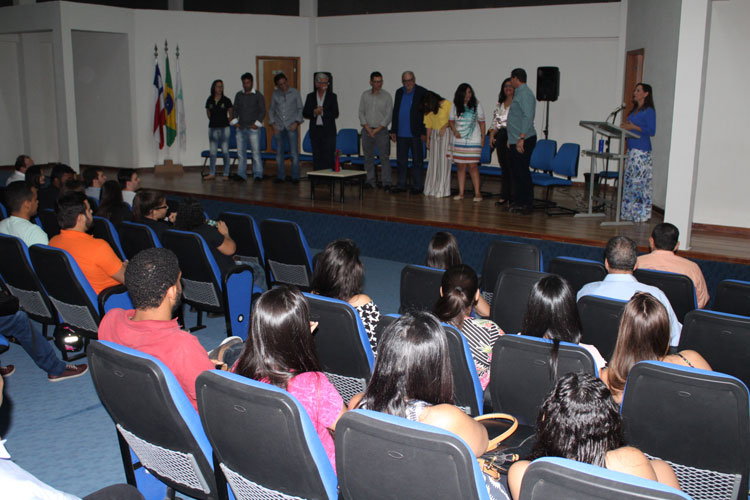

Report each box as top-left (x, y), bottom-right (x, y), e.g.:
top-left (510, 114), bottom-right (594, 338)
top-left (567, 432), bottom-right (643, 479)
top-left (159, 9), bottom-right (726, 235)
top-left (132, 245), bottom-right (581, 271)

top-left (88, 336), bottom-right (747, 500)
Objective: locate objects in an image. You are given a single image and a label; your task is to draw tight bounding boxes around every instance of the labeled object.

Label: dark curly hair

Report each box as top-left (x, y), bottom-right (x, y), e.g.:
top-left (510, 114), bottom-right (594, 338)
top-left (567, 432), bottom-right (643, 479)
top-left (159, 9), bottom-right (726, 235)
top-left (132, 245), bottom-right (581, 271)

top-left (174, 197), bottom-right (206, 230)
top-left (124, 248), bottom-right (181, 310)
top-left (528, 372), bottom-right (624, 467)
top-left (310, 238), bottom-right (364, 302)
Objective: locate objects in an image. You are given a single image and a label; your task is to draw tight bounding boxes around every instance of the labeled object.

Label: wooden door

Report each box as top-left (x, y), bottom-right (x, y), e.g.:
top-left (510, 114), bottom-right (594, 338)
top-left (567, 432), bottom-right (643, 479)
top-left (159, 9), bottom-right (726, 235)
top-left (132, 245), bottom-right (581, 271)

top-left (256, 56), bottom-right (300, 152)
top-left (623, 49), bottom-right (644, 116)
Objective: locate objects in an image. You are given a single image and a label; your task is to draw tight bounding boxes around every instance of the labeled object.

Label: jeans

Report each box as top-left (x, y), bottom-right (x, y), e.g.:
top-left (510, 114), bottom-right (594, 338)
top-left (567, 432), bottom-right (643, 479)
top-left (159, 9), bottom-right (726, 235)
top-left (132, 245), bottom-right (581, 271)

top-left (361, 128), bottom-right (391, 186)
top-left (235, 127), bottom-right (263, 179)
top-left (274, 127), bottom-right (300, 180)
top-left (396, 136), bottom-right (424, 190)
top-left (0, 310), bottom-right (65, 375)
top-left (208, 127), bottom-right (230, 176)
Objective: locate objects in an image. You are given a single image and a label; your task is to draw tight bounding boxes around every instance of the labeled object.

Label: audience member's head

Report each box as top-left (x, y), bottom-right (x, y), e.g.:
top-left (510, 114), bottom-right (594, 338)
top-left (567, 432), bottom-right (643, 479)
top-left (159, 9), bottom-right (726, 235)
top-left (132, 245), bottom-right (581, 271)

top-left (311, 238), bottom-right (364, 302)
top-left (118, 169), bottom-right (140, 192)
top-left (60, 179), bottom-right (86, 197)
top-left (433, 264), bottom-right (479, 330)
top-left (133, 189), bottom-right (167, 221)
top-left (96, 180), bottom-right (124, 217)
top-left (14, 154), bottom-right (33, 173)
top-left (234, 285), bottom-right (320, 389)
top-left (4, 181), bottom-right (38, 218)
top-left (55, 191), bottom-right (91, 230)
top-left (529, 372), bottom-right (623, 467)
top-left (82, 167), bottom-right (106, 188)
top-left (50, 163), bottom-right (75, 188)
top-left (651, 223), bottom-right (679, 252)
top-left (426, 231), bottom-right (461, 270)
top-left (24, 165), bottom-right (44, 190)
top-left (357, 311), bottom-right (453, 417)
top-left (604, 236), bottom-right (638, 272)
top-left (607, 292), bottom-right (670, 396)
top-left (173, 197), bottom-right (205, 230)
top-left (125, 248), bottom-right (181, 312)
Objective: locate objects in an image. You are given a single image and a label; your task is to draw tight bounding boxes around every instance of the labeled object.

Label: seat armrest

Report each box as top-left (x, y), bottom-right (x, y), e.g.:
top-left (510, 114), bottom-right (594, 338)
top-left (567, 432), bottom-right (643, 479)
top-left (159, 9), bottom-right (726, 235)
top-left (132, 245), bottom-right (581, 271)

top-left (98, 285), bottom-right (132, 316)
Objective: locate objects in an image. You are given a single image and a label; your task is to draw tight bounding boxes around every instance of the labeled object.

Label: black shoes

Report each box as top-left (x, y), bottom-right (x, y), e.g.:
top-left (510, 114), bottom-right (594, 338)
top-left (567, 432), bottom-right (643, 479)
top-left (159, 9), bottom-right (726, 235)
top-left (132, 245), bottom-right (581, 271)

top-left (253, 176), bottom-right (263, 182)
top-left (509, 204), bottom-right (533, 215)
top-left (390, 187), bottom-right (405, 194)
top-left (410, 188), bottom-right (422, 195)
top-left (229, 174), bottom-right (246, 182)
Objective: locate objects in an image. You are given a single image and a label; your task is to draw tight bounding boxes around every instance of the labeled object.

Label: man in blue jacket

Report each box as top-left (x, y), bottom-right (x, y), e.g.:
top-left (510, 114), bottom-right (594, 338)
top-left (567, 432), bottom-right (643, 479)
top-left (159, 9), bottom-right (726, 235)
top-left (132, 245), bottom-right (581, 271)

top-left (390, 71), bottom-right (426, 194)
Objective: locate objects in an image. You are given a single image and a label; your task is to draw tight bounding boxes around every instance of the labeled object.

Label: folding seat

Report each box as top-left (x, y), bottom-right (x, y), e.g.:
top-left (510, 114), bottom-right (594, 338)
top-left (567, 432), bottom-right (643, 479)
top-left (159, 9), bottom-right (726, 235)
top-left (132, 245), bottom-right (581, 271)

top-left (218, 212), bottom-right (265, 269)
top-left (37, 207), bottom-right (60, 238)
top-left (481, 240), bottom-right (542, 306)
top-left (398, 264), bottom-right (444, 314)
top-left (530, 143), bottom-right (580, 215)
top-left (577, 295), bottom-right (627, 360)
top-left (519, 457), bottom-right (691, 500)
top-left (680, 309), bottom-right (750, 389)
top-left (92, 216), bottom-right (127, 261)
top-left (304, 293), bottom-right (374, 404)
top-left (28, 244), bottom-right (132, 360)
top-left (621, 361), bottom-right (750, 500)
top-left (88, 340), bottom-right (218, 500)
top-left (490, 268), bottom-right (549, 335)
top-left (634, 268), bottom-right (696, 322)
top-left (259, 218), bottom-right (313, 290)
top-left (714, 279), bottom-right (750, 317)
top-left (196, 371), bottom-right (338, 500)
top-left (0, 234), bottom-right (59, 339)
top-left (336, 128), bottom-right (360, 164)
top-left (161, 229), bottom-right (254, 339)
top-left (547, 256), bottom-right (607, 294)
top-left (299, 130), bottom-right (314, 163)
top-left (529, 139), bottom-right (557, 173)
top-left (336, 409), bottom-right (492, 500)
top-left (118, 221), bottom-right (162, 260)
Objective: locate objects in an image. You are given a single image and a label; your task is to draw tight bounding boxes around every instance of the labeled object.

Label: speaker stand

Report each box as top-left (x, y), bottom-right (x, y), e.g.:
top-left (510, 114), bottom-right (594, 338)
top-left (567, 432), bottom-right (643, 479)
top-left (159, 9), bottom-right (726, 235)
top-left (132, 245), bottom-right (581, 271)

top-left (542, 101), bottom-right (551, 139)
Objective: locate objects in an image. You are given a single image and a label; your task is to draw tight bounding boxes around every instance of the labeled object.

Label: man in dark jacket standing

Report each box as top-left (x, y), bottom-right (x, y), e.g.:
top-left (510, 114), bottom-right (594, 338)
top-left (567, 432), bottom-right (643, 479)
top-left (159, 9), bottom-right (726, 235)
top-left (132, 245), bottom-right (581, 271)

top-left (390, 71), bottom-right (426, 194)
top-left (303, 72), bottom-right (339, 171)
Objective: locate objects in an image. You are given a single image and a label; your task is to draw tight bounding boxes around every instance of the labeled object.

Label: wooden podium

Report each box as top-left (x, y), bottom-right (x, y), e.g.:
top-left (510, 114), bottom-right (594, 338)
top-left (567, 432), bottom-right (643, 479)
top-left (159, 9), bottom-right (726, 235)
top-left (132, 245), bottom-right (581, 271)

top-left (154, 159), bottom-right (183, 175)
top-left (577, 121), bottom-right (638, 226)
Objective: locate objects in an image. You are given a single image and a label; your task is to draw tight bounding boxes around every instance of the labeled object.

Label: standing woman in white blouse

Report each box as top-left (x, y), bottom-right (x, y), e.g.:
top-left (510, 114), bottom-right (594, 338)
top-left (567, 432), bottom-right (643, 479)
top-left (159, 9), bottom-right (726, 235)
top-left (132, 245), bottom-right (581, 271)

top-left (489, 78), bottom-right (514, 207)
top-left (449, 83), bottom-right (486, 202)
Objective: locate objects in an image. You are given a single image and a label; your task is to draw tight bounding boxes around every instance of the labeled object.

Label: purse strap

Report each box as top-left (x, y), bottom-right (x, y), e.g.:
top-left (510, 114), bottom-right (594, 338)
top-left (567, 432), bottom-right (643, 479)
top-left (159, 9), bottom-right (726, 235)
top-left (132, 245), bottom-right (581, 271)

top-left (474, 413), bottom-right (519, 453)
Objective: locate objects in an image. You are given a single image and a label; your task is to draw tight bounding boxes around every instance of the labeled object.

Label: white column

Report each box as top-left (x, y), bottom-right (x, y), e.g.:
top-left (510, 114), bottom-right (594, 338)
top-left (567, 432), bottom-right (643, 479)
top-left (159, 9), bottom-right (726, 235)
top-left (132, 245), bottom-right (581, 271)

top-left (663, 0), bottom-right (712, 249)
top-left (52, 10), bottom-right (79, 171)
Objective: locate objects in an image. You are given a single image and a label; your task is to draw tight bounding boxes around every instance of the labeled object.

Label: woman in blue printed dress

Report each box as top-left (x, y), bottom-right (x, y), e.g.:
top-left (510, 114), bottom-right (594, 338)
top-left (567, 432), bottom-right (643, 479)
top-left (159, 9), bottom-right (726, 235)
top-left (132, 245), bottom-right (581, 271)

top-left (620, 83), bottom-right (656, 222)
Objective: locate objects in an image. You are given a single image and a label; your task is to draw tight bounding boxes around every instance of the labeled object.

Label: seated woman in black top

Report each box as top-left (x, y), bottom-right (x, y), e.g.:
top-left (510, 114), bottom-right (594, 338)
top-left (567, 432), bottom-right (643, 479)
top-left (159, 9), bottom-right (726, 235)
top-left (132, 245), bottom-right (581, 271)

top-left (173, 197), bottom-right (236, 276)
top-left (132, 189), bottom-right (173, 242)
top-left (95, 180), bottom-right (132, 228)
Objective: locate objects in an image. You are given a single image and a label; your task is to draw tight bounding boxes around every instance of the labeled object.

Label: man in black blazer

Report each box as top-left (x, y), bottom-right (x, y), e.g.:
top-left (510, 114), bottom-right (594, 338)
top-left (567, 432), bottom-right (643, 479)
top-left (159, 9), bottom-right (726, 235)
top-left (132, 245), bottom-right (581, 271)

top-left (390, 71), bottom-right (426, 194)
top-left (303, 73), bottom-right (339, 171)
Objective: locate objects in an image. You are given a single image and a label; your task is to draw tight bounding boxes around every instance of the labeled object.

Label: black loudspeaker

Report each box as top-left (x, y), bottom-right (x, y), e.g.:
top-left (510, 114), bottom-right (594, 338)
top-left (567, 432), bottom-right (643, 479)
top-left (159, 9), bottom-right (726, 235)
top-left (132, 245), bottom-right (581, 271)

top-left (536, 67), bottom-right (560, 102)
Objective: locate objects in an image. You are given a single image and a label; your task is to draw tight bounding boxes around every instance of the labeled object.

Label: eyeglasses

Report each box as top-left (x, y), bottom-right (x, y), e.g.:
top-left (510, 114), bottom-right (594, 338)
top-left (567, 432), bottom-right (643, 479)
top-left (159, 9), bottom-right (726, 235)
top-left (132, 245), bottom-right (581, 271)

top-left (402, 78), bottom-right (415, 83)
top-left (155, 205), bottom-right (168, 210)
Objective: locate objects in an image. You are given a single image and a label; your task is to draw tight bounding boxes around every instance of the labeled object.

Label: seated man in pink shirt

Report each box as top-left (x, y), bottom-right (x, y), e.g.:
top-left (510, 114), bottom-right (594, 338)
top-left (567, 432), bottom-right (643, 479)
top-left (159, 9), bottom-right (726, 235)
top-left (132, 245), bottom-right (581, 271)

top-left (637, 222), bottom-right (709, 308)
top-left (98, 248), bottom-right (242, 411)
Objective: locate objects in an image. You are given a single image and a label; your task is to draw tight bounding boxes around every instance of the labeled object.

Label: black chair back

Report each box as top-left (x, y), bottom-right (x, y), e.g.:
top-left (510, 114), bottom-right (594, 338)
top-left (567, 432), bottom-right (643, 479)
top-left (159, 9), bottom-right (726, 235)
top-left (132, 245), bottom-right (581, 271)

top-left (218, 212), bottom-right (265, 267)
top-left (92, 216), bottom-right (126, 261)
top-left (490, 268), bottom-right (550, 335)
top-left (118, 221), bottom-right (160, 260)
top-left (714, 279), bottom-right (750, 317)
top-left (680, 309), bottom-right (750, 389)
top-left (634, 268), bottom-right (696, 322)
top-left (399, 264), bottom-right (445, 314)
top-left (259, 219), bottom-right (313, 290)
top-left (481, 240), bottom-right (541, 305)
top-left (38, 208), bottom-right (60, 238)
top-left (547, 256), bottom-right (607, 294)
top-left (577, 295), bottom-right (627, 360)
top-left (621, 361), bottom-right (750, 500)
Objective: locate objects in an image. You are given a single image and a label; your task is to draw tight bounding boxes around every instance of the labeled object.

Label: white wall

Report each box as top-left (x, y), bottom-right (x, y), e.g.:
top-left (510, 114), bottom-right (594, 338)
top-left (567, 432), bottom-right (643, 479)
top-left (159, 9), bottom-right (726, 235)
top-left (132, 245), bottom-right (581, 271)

top-left (693, 0), bottom-right (750, 227)
top-left (0, 34), bottom-right (24, 164)
top-left (72, 30), bottom-right (133, 167)
top-left (625, 0), bottom-right (681, 209)
top-left (317, 3), bottom-right (622, 175)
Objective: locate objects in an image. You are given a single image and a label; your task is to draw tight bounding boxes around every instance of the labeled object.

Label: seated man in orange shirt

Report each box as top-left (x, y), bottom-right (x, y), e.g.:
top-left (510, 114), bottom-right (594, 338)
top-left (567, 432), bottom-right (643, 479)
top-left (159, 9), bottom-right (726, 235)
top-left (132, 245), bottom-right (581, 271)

top-left (637, 222), bottom-right (709, 308)
top-left (49, 191), bottom-right (126, 294)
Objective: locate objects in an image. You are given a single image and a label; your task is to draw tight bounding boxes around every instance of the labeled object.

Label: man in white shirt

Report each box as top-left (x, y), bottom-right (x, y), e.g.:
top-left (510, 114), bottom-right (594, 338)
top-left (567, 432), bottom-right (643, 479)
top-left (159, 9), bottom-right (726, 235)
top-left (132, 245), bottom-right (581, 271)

top-left (577, 235), bottom-right (682, 346)
top-left (5, 155), bottom-right (33, 186)
top-left (117, 168), bottom-right (140, 206)
top-left (0, 181), bottom-right (48, 247)
top-left (83, 166), bottom-right (107, 202)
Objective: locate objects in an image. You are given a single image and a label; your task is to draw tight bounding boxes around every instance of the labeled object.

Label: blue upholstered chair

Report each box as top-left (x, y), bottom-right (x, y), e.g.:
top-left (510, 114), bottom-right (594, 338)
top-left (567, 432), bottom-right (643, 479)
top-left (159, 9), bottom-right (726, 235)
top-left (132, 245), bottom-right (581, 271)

top-left (547, 256), bottom-right (607, 294)
top-left (577, 294), bottom-right (627, 360)
top-left (118, 221), bottom-right (162, 260)
top-left (529, 139), bottom-right (557, 173)
top-left (634, 268), bottom-right (697, 323)
top-left (399, 264), bottom-right (445, 314)
top-left (92, 216), bottom-right (127, 261)
top-left (481, 240), bottom-right (542, 306)
top-left (530, 142), bottom-right (580, 215)
top-left (259, 218), bottom-right (313, 290)
top-left (714, 279), bottom-right (750, 317)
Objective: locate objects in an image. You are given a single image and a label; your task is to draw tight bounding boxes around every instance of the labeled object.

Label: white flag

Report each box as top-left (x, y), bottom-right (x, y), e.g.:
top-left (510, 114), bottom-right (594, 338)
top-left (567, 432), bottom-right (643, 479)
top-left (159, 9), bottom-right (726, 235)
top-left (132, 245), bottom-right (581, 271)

top-left (176, 54), bottom-right (186, 151)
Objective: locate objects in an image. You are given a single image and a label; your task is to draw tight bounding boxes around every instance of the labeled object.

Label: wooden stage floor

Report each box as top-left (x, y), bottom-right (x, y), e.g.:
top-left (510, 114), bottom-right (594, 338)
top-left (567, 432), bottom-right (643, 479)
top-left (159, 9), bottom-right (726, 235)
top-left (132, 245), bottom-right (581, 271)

top-left (136, 166), bottom-right (749, 265)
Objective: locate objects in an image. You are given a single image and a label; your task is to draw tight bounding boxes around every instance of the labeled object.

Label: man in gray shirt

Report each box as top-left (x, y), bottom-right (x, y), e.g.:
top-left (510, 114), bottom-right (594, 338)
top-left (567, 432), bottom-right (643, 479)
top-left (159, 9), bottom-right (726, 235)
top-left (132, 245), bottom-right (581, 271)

top-left (269, 72), bottom-right (304, 183)
top-left (232, 72), bottom-right (266, 181)
top-left (358, 71), bottom-right (393, 189)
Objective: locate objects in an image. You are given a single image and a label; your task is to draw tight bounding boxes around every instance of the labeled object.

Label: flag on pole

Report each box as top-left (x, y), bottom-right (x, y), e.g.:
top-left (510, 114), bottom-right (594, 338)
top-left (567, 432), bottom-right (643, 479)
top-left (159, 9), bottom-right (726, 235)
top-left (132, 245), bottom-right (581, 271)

top-left (152, 58), bottom-right (165, 150)
top-left (164, 54), bottom-right (177, 147)
top-left (175, 53), bottom-right (186, 151)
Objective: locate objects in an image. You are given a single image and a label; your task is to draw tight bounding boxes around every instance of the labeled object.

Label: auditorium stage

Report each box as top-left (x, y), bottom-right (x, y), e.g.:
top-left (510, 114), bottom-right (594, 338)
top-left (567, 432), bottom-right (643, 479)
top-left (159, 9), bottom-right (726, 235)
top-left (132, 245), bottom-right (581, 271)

top-left (137, 166), bottom-right (749, 265)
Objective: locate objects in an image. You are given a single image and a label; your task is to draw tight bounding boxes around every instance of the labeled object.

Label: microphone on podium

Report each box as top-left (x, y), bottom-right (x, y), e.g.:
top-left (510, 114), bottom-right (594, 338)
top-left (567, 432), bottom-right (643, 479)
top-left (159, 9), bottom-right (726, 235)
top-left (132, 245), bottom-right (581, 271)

top-left (610, 103), bottom-right (626, 116)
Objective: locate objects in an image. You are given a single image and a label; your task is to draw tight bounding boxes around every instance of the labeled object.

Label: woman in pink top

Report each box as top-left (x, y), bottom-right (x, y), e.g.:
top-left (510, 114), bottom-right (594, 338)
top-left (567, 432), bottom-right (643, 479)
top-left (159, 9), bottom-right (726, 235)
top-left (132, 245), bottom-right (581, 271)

top-left (233, 285), bottom-right (346, 471)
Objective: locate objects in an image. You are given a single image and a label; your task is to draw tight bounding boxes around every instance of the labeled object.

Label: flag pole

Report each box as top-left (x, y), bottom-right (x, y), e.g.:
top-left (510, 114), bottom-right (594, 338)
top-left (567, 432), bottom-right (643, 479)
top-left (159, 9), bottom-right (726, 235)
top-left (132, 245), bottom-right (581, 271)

top-left (154, 44), bottom-right (160, 165)
top-left (155, 39), bottom-right (183, 175)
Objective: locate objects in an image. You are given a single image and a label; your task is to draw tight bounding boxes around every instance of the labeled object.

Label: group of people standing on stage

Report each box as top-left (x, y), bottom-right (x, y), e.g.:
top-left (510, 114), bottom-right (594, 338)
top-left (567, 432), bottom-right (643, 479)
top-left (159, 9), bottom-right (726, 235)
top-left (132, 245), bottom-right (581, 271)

top-left (204, 68), bottom-right (656, 221)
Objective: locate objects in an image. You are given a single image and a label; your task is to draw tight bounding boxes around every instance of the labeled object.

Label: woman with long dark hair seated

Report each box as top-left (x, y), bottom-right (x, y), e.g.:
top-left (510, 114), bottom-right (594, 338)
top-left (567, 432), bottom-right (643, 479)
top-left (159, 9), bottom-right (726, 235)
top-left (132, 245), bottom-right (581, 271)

top-left (311, 238), bottom-right (381, 352)
top-left (350, 312), bottom-right (510, 499)
top-left (233, 286), bottom-right (345, 471)
top-left (425, 231), bottom-right (490, 317)
top-left (522, 275), bottom-right (605, 372)
top-left (601, 292), bottom-right (710, 404)
top-left (132, 189), bottom-right (173, 242)
top-left (434, 264), bottom-right (502, 389)
top-left (173, 197), bottom-right (236, 276)
top-left (95, 179), bottom-right (132, 228)
top-left (507, 372), bottom-right (679, 499)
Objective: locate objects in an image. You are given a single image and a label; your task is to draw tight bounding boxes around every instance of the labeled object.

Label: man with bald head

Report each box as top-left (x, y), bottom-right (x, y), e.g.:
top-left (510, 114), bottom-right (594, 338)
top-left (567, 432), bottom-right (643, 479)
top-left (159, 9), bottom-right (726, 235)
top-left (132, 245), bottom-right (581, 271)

top-left (390, 71), bottom-right (426, 194)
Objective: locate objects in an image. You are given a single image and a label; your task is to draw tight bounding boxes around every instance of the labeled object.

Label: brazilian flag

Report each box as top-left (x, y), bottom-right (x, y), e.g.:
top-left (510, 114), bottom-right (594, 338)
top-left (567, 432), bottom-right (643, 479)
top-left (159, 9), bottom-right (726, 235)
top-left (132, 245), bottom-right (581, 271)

top-left (164, 55), bottom-right (177, 147)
